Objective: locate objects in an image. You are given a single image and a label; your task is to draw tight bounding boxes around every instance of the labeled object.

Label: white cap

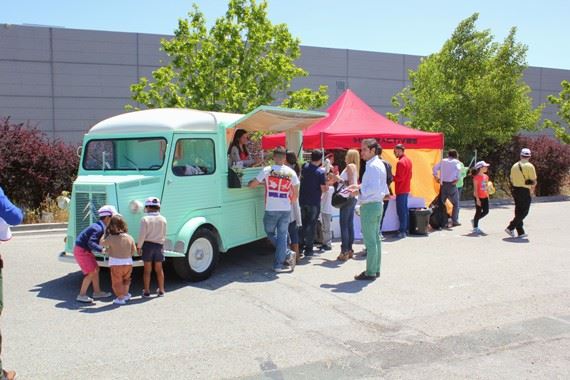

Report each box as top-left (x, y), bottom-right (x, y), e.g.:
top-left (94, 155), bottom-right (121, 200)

top-left (144, 197), bottom-right (161, 207)
top-left (97, 205), bottom-right (117, 217)
top-left (520, 148), bottom-right (531, 157)
top-left (474, 161), bottom-right (490, 170)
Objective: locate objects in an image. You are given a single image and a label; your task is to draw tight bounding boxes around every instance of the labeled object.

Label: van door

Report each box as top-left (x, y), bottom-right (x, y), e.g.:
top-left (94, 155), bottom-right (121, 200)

top-left (160, 136), bottom-right (221, 233)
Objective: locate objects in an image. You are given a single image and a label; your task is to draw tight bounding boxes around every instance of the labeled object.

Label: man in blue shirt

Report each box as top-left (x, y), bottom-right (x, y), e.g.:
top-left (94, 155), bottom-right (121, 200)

top-left (0, 186), bottom-right (23, 380)
top-left (349, 139), bottom-right (388, 281)
top-left (299, 150), bottom-right (327, 256)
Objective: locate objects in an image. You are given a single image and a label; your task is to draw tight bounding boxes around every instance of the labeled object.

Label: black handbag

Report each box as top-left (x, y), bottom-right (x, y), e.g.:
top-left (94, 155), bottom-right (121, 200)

top-left (331, 183), bottom-right (349, 208)
top-left (228, 168), bottom-right (242, 188)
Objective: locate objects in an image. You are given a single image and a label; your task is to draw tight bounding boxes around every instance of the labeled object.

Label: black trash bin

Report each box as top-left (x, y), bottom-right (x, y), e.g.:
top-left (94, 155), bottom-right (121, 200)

top-left (409, 208), bottom-right (432, 235)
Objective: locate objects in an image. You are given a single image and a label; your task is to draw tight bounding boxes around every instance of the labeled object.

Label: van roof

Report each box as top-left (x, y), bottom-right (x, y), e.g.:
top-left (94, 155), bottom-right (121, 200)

top-left (87, 108), bottom-right (243, 135)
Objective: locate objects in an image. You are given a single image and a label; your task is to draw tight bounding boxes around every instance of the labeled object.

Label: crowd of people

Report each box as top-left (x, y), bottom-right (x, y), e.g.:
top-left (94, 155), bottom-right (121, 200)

top-left (247, 138), bottom-right (538, 280)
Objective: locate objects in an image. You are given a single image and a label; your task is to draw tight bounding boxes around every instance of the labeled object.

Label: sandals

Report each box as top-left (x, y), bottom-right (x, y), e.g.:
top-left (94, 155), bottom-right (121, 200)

top-left (337, 250), bottom-right (355, 261)
top-left (337, 251), bottom-right (349, 261)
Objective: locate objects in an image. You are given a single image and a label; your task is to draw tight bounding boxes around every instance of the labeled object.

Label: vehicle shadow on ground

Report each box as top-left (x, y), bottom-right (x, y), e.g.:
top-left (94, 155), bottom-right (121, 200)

top-left (30, 264), bottom-right (187, 312)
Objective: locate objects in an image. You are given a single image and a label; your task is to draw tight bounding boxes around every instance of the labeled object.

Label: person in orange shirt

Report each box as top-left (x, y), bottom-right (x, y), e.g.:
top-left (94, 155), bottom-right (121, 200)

top-left (472, 161), bottom-right (491, 235)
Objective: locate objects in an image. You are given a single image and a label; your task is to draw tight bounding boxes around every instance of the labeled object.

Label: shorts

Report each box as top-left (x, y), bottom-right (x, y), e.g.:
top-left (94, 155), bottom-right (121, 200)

top-left (73, 245), bottom-right (98, 274)
top-left (141, 241), bottom-right (165, 263)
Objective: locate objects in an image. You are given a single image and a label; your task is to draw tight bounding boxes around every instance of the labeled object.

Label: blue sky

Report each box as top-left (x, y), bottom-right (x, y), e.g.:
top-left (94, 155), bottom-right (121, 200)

top-left (3, 0), bottom-right (569, 70)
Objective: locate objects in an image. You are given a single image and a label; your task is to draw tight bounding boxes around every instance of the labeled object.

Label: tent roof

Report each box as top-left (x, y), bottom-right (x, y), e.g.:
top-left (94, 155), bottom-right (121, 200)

top-left (262, 89), bottom-right (443, 149)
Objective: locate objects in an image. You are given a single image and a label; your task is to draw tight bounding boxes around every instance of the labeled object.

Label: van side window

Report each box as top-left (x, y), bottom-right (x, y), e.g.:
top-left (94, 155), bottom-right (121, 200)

top-left (172, 139), bottom-right (216, 176)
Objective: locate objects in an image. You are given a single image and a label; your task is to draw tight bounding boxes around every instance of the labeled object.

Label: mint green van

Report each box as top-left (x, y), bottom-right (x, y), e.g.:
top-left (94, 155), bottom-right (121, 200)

top-left (59, 106), bottom-right (325, 281)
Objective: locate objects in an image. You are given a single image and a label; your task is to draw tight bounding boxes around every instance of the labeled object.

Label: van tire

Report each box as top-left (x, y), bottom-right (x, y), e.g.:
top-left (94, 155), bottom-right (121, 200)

top-left (172, 228), bottom-right (219, 282)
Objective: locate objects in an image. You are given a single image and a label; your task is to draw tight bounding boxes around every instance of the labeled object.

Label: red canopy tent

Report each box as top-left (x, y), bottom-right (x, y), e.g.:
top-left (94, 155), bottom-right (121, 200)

top-left (262, 89), bottom-right (445, 204)
top-left (262, 89), bottom-right (443, 150)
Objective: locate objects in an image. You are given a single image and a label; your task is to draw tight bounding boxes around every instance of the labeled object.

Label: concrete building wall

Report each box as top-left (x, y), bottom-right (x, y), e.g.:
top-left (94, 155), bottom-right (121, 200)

top-left (1, 24), bottom-right (568, 144)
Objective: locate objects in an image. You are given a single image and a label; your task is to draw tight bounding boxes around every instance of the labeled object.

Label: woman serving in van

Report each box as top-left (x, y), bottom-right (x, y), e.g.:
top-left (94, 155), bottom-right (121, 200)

top-left (228, 129), bottom-right (259, 168)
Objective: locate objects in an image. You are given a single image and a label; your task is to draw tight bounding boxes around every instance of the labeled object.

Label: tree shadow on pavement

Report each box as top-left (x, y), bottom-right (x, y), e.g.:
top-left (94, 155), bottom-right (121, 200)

top-left (320, 280), bottom-right (373, 293)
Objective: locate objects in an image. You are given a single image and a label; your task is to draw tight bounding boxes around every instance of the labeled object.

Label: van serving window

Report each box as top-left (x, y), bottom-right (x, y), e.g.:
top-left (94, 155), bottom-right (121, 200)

top-left (172, 138), bottom-right (216, 176)
top-left (83, 138), bottom-right (167, 171)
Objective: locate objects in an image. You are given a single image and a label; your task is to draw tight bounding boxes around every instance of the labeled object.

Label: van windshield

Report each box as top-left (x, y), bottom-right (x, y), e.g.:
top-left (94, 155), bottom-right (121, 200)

top-left (83, 138), bottom-right (167, 171)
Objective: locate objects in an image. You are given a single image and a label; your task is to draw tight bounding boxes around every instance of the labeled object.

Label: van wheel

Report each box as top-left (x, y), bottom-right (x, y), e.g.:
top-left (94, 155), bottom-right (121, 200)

top-left (173, 228), bottom-right (219, 282)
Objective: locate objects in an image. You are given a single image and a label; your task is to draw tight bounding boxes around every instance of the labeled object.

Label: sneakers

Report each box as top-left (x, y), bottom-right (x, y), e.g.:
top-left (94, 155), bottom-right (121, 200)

top-left (76, 294), bottom-right (94, 303)
top-left (92, 291), bottom-right (112, 299)
top-left (321, 245), bottom-right (332, 251)
top-left (286, 250), bottom-right (296, 271)
top-left (472, 227), bottom-right (484, 235)
top-left (504, 228), bottom-right (515, 237)
top-left (273, 266), bottom-right (289, 273)
top-left (113, 297), bottom-right (126, 305)
top-left (156, 288), bottom-right (165, 297)
top-left (518, 233), bottom-right (528, 239)
top-left (124, 293), bottom-right (132, 301)
top-left (397, 232), bottom-right (407, 239)
top-left (142, 291), bottom-right (151, 298)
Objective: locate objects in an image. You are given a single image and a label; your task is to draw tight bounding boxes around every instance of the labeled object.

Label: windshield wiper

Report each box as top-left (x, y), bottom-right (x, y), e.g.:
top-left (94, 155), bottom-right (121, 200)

top-left (123, 155), bottom-right (140, 172)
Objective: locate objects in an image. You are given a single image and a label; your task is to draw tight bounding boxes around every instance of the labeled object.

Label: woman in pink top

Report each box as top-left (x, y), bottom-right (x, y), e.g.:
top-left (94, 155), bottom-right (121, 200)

top-left (472, 161), bottom-right (490, 235)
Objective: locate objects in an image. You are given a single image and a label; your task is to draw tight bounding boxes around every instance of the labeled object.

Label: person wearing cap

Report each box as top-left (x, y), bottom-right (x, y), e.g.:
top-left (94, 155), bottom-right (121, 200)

top-left (73, 205), bottom-right (116, 303)
top-left (0, 186), bottom-right (23, 380)
top-left (433, 149), bottom-right (462, 227)
top-left (248, 146), bottom-right (299, 273)
top-left (138, 197), bottom-right (167, 297)
top-left (472, 161), bottom-right (491, 234)
top-left (505, 148), bottom-right (537, 238)
top-left (393, 144), bottom-right (413, 238)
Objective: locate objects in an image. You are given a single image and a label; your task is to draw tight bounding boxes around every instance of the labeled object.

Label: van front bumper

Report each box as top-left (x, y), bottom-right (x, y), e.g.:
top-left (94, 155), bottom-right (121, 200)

top-left (58, 251), bottom-right (144, 267)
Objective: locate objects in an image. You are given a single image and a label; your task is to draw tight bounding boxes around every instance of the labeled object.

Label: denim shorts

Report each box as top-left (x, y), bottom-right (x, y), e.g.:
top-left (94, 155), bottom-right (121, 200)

top-left (141, 241), bottom-right (164, 263)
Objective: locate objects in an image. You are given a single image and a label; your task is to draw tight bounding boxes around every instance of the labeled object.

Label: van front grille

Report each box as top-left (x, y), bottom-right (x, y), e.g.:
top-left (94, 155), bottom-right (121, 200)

top-left (74, 192), bottom-right (107, 234)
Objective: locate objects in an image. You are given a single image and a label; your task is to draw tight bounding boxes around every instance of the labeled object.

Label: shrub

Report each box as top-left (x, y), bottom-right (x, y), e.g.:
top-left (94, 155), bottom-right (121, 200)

top-left (459, 135), bottom-right (570, 198)
top-left (512, 136), bottom-right (570, 196)
top-left (0, 118), bottom-right (79, 209)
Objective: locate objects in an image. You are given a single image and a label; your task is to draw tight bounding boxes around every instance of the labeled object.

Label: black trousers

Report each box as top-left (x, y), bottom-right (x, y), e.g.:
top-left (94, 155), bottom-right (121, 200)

top-left (473, 197), bottom-right (489, 228)
top-left (508, 187), bottom-right (531, 234)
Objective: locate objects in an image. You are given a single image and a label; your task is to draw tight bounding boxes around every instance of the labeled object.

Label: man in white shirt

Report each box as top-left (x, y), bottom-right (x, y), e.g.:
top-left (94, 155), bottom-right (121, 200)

top-left (349, 139), bottom-right (388, 281)
top-left (248, 146), bottom-right (299, 273)
top-left (433, 149), bottom-right (462, 226)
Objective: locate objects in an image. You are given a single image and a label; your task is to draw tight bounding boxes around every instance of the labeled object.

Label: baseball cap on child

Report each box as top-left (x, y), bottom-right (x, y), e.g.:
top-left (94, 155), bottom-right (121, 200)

top-left (474, 161), bottom-right (490, 170)
top-left (97, 205), bottom-right (117, 217)
top-left (0, 217), bottom-right (12, 241)
top-left (520, 148), bottom-right (532, 157)
top-left (144, 197), bottom-right (161, 207)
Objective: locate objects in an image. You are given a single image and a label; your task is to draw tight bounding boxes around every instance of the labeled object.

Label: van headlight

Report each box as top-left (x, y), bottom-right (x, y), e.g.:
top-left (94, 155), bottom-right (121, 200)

top-left (129, 200), bottom-right (143, 214)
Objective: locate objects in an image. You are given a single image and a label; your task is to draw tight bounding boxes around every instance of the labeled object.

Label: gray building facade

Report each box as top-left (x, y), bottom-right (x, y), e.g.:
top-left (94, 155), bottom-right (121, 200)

top-left (1, 24), bottom-right (568, 144)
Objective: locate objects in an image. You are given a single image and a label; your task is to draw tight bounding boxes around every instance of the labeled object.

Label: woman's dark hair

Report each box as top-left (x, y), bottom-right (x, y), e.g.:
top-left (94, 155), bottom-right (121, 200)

top-left (107, 214), bottom-right (128, 235)
top-left (228, 129), bottom-right (248, 156)
top-left (286, 150), bottom-right (301, 176)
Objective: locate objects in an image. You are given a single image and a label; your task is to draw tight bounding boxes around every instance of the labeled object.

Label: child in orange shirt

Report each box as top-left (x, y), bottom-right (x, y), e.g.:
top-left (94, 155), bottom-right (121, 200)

top-left (472, 161), bottom-right (490, 235)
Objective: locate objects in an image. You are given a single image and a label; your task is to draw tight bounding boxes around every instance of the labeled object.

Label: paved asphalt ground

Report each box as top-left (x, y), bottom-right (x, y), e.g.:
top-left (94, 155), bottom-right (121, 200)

top-left (1, 201), bottom-right (569, 379)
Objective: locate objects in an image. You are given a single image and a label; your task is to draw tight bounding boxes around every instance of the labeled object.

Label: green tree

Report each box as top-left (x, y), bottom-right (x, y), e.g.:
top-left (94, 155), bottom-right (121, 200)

top-left (388, 13), bottom-right (542, 154)
top-left (128, 0), bottom-right (327, 113)
top-left (544, 80), bottom-right (570, 144)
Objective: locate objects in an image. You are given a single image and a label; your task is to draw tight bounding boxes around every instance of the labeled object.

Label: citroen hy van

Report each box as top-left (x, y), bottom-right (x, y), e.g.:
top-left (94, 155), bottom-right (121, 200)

top-left (59, 106), bottom-right (325, 281)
